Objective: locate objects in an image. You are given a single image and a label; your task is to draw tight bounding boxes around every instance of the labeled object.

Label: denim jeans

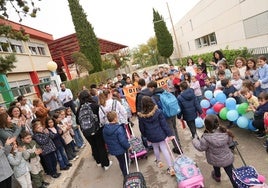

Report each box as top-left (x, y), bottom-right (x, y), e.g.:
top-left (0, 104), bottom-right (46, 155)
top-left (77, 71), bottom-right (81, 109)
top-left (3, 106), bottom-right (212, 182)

top-left (73, 128), bottom-right (84, 148)
top-left (56, 146), bottom-right (70, 168)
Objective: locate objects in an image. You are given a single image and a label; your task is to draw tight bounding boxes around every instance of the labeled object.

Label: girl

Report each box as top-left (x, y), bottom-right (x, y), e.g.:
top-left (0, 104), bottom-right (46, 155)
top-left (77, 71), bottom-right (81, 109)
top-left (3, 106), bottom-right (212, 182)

top-left (132, 72), bottom-right (140, 87)
top-left (190, 76), bottom-right (202, 103)
top-left (245, 57), bottom-right (258, 83)
top-left (32, 99), bottom-right (49, 127)
top-left (7, 140), bottom-right (32, 188)
top-left (185, 58), bottom-right (197, 76)
top-left (54, 111), bottom-right (78, 161)
top-left (45, 117), bottom-right (72, 171)
top-left (234, 57), bottom-right (247, 80)
top-left (195, 66), bottom-right (207, 90)
top-left (32, 120), bottom-right (61, 179)
top-left (192, 114), bottom-right (237, 188)
top-left (218, 60), bottom-right (232, 79)
top-left (65, 108), bottom-right (85, 149)
top-left (137, 96), bottom-right (175, 176)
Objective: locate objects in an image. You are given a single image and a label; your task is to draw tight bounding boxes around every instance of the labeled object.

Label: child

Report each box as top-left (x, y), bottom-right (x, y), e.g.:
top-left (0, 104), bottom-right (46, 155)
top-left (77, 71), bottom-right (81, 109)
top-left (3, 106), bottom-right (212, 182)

top-left (102, 111), bottom-right (130, 177)
top-left (231, 70), bottom-right (243, 91)
top-left (221, 79), bottom-right (239, 99)
top-left (32, 120), bottom-right (61, 179)
top-left (7, 140), bottom-right (32, 188)
top-left (195, 66), bottom-right (207, 90)
top-left (186, 58), bottom-right (197, 76)
top-left (216, 70), bottom-right (226, 90)
top-left (245, 58), bottom-right (258, 83)
top-left (240, 87), bottom-right (259, 119)
top-left (204, 77), bottom-right (216, 93)
top-left (218, 60), bottom-right (232, 79)
top-left (137, 96), bottom-right (175, 176)
top-left (20, 131), bottom-right (49, 188)
top-left (45, 117), bottom-right (72, 171)
top-left (192, 114), bottom-right (237, 188)
top-left (177, 81), bottom-right (203, 139)
top-left (254, 55), bottom-right (268, 96)
top-left (190, 76), bottom-right (202, 103)
top-left (167, 72), bottom-right (176, 95)
top-left (65, 108), bottom-right (85, 149)
top-left (252, 92), bottom-right (268, 138)
top-left (234, 57), bottom-right (247, 80)
top-left (264, 112), bottom-right (268, 153)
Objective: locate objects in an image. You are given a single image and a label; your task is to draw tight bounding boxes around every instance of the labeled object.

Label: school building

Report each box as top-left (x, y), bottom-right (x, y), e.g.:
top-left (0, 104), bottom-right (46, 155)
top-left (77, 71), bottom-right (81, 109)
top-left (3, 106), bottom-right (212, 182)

top-left (170, 0), bottom-right (268, 60)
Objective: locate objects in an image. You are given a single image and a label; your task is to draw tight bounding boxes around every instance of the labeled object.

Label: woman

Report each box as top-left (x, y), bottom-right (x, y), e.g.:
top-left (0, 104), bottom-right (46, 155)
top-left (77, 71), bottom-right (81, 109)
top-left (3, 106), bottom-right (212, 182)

top-left (32, 98), bottom-right (49, 127)
top-left (210, 50), bottom-right (226, 70)
top-left (8, 106), bottom-right (31, 134)
top-left (76, 90), bottom-right (112, 170)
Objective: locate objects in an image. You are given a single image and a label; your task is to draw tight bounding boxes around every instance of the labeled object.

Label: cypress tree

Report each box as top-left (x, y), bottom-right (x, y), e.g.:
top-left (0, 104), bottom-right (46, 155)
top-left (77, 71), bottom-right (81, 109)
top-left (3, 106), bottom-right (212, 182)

top-left (153, 8), bottom-right (174, 61)
top-left (68, 0), bottom-right (102, 73)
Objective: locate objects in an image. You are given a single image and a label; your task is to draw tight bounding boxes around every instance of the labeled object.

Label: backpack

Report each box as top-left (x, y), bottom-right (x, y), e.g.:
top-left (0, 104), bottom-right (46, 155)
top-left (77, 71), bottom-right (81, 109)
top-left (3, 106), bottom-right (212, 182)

top-left (78, 102), bottom-right (99, 136)
top-left (157, 91), bottom-right (181, 118)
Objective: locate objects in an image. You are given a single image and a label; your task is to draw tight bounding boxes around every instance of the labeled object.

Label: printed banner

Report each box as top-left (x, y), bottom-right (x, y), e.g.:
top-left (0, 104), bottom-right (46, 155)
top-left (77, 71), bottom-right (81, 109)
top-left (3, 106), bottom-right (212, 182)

top-left (156, 77), bottom-right (169, 89)
top-left (123, 86), bottom-right (139, 113)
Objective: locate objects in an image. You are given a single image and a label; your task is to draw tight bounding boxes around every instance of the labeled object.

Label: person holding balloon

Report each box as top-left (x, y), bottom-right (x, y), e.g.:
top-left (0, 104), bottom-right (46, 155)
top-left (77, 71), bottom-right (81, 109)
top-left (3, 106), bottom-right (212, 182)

top-left (252, 92), bottom-right (268, 138)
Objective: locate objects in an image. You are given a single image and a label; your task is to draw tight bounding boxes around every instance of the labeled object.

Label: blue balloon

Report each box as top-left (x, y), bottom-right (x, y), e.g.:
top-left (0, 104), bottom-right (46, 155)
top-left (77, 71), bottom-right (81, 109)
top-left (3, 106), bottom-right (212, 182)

top-left (195, 117), bottom-right (204, 128)
top-left (200, 99), bottom-right (210, 109)
top-left (215, 92), bottom-right (227, 103)
top-left (210, 98), bottom-right (217, 105)
top-left (225, 97), bottom-right (237, 110)
top-left (206, 108), bottom-right (216, 115)
top-left (227, 110), bottom-right (239, 121)
top-left (248, 120), bottom-right (257, 131)
top-left (237, 116), bottom-right (249, 129)
top-left (204, 90), bottom-right (213, 99)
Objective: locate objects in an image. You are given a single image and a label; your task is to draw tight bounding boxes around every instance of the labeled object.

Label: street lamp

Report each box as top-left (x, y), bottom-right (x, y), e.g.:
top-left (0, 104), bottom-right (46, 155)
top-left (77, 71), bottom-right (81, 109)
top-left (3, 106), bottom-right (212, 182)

top-left (47, 61), bottom-right (58, 76)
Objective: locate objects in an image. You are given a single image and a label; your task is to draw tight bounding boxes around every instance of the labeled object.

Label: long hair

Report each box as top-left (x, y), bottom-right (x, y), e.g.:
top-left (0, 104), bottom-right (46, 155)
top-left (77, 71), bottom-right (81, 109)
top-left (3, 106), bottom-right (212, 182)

top-left (141, 96), bottom-right (156, 114)
top-left (0, 112), bottom-right (11, 129)
top-left (79, 90), bottom-right (94, 106)
top-left (213, 50), bottom-right (225, 63)
top-left (7, 105), bottom-right (22, 118)
top-left (99, 89), bottom-right (110, 106)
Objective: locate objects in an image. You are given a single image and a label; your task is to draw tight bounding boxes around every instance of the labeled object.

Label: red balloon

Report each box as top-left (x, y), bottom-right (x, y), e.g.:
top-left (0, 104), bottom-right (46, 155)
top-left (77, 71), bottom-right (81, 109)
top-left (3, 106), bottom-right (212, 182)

top-left (264, 116), bottom-right (268, 127)
top-left (213, 102), bottom-right (225, 113)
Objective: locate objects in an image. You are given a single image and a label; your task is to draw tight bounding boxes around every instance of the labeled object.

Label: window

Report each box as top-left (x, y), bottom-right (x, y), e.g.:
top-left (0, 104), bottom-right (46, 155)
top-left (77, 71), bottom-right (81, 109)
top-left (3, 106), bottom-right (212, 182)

top-left (9, 80), bottom-right (34, 97)
top-left (29, 46), bottom-right (37, 55)
top-left (244, 11), bottom-right (268, 38)
top-left (10, 44), bottom-right (23, 53)
top-left (37, 46), bottom-right (46, 55)
top-left (195, 32), bottom-right (217, 49)
top-left (0, 42), bottom-right (10, 52)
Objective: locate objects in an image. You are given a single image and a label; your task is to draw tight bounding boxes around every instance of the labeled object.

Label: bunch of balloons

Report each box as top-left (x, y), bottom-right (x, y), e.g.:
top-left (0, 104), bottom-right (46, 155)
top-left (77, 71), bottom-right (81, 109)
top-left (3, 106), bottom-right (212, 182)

top-left (200, 90), bottom-right (253, 129)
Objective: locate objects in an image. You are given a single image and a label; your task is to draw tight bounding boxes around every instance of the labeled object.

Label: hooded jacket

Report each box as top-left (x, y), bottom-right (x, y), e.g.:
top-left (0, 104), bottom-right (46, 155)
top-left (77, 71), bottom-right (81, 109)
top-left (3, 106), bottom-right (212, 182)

top-left (138, 105), bottom-right (172, 143)
top-left (177, 88), bottom-right (202, 121)
top-left (135, 87), bottom-right (153, 113)
top-left (192, 129), bottom-right (234, 167)
top-left (103, 123), bottom-right (130, 156)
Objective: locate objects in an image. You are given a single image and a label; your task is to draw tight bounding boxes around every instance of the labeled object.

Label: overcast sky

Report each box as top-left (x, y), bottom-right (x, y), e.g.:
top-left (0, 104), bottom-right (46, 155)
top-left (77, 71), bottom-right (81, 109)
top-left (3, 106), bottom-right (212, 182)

top-left (7, 0), bottom-right (200, 48)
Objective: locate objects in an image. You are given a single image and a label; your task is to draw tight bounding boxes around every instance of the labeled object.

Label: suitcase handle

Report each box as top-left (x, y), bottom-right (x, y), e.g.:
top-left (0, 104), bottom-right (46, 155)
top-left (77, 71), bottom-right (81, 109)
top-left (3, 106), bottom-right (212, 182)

top-left (124, 151), bottom-right (140, 175)
top-left (165, 136), bottom-right (183, 162)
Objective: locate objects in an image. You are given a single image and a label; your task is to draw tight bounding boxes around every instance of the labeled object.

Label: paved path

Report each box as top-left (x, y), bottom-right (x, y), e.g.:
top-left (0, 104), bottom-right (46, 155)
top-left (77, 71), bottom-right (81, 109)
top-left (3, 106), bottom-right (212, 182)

top-left (63, 117), bottom-right (268, 188)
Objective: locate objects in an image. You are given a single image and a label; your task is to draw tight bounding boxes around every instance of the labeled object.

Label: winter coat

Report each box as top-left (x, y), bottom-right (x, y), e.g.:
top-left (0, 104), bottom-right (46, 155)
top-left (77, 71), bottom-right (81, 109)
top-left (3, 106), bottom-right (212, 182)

top-left (103, 123), bottom-right (130, 156)
top-left (0, 140), bottom-right (13, 182)
top-left (33, 132), bottom-right (56, 156)
top-left (192, 129), bottom-right (234, 167)
top-left (48, 126), bottom-right (65, 148)
top-left (254, 102), bottom-right (268, 120)
top-left (22, 140), bottom-right (43, 174)
top-left (57, 123), bottom-right (73, 145)
top-left (135, 87), bottom-right (153, 113)
top-left (7, 151), bottom-right (30, 178)
top-left (177, 88), bottom-right (202, 121)
top-left (138, 105), bottom-right (172, 143)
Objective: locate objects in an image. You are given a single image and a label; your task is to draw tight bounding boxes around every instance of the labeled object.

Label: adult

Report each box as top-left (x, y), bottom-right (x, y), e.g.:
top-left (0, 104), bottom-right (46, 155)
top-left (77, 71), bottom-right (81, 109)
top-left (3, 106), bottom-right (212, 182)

top-left (17, 95), bottom-right (35, 122)
top-left (42, 84), bottom-right (63, 116)
top-left (0, 137), bottom-right (15, 188)
top-left (76, 90), bottom-right (112, 170)
top-left (132, 72), bottom-right (140, 87)
top-left (58, 83), bottom-right (76, 114)
top-left (210, 50), bottom-right (226, 70)
top-left (32, 98), bottom-right (49, 127)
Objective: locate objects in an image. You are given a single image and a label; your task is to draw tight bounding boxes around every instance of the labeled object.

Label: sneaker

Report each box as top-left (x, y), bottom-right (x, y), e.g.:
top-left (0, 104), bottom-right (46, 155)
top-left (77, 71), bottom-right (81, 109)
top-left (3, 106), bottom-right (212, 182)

top-left (167, 167), bottom-right (175, 176)
top-left (51, 173), bottom-right (61, 178)
top-left (60, 166), bottom-right (69, 170)
top-left (155, 160), bottom-right (164, 168)
top-left (211, 171), bottom-right (221, 182)
top-left (104, 161), bottom-right (113, 171)
top-left (81, 144), bottom-right (86, 148)
top-left (96, 163), bottom-right (102, 167)
top-left (256, 133), bottom-right (265, 139)
top-left (67, 163), bottom-right (72, 167)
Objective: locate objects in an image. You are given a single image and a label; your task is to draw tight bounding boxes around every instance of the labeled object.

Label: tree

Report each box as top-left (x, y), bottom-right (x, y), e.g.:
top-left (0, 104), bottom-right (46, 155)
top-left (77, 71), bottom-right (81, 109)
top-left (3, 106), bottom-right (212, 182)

top-left (153, 8), bottom-right (174, 63)
top-left (68, 0), bottom-right (102, 73)
top-left (0, 0), bottom-right (41, 22)
top-left (0, 54), bottom-right (16, 74)
top-left (71, 51), bottom-right (93, 77)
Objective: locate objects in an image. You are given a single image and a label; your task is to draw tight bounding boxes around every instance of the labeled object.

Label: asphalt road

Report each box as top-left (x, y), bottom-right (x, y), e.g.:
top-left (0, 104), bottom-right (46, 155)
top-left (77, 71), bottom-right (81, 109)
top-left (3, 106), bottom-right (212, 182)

top-left (70, 117), bottom-right (268, 188)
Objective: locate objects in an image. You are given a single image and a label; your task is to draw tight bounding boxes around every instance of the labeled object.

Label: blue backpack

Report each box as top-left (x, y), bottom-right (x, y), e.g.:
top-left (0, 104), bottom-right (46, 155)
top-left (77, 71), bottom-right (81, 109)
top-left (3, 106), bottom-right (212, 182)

top-left (157, 91), bottom-right (181, 118)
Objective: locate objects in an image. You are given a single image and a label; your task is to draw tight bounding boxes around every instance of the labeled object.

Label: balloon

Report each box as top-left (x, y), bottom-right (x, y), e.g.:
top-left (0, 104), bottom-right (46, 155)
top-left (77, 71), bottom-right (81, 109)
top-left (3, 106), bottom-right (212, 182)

top-left (215, 92), bottom-right (227, 103)
top-left (200, 99), bottom-right (210, 109)
top-left (210, 98), bottom-right (217, 105)
top-left (227, 110), bottom-right (239, 121)
top-left (213, 102), bottom-right (225, 113)
top-left (225, 98), bottom-right (237, 110)
top-left (219, 107), bottom-right (228, 120)
top-left (195, 117), bottom-right (204, 128)
top-left (236, 116), bottom-right (249, 129)
top-left (264, 116), bottom-right (268, 127)
top-left (204, 90), bottom-right (213, 99)
top-left (248, 120), bottom-right (257, 131)
top-left (213, 90), bottom-right (223, 98)
top-left (237, 103), bottom-right (248, 115)
top-left (206, 108), bottom-right (216, 115)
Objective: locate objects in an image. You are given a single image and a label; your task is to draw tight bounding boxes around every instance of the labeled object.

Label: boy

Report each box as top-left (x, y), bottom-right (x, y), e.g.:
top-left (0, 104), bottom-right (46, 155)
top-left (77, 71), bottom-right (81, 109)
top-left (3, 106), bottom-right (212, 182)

top-left (103, 111), bottom-right (130, 177)
top-left (240, 87), bottom-right (259, 118)
top-left (231, 70), bottom-right (243, 91)
top-left (221, 78), bottom-right (241, 104)
top-left (216, 70), bottom-right (226, 90)
top-left (204, 77), bottom-right (216, 93)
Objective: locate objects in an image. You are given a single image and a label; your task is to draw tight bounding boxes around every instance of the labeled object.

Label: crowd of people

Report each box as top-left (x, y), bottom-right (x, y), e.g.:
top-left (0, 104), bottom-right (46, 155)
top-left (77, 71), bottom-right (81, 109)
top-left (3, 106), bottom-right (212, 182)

top-left (0, 51), bottom-right (267, 188)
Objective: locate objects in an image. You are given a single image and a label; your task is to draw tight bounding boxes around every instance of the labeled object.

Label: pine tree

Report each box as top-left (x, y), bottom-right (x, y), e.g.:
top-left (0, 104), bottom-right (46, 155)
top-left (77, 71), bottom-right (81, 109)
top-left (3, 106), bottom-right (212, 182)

top-left (153, 9), bottom-right (174, 62)
top-left (68, 0), bottom-right (102, 73)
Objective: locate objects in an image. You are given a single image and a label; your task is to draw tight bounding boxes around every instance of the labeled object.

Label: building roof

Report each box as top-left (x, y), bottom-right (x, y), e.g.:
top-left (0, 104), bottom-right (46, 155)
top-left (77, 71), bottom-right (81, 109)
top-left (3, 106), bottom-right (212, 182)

top-left (0, 19), bottom-right (53, 42)
top-left (48, 33), bottom-right (128, 67)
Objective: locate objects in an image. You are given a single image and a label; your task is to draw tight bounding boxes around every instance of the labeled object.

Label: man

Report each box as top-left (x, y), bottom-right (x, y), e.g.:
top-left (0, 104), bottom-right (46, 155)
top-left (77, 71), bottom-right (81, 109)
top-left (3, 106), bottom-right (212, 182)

top-left (42, 84), bottom-right (63, 116)
top-left (58, 83), bottom-right (76, 114)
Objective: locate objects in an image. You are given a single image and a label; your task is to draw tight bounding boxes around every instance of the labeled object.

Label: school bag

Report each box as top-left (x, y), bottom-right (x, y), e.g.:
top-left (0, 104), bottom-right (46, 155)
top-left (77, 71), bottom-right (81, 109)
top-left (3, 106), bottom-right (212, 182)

top-left (78, 102), bottom-right (99, 136)
top-left (156, 90), bottom-right (181, 118)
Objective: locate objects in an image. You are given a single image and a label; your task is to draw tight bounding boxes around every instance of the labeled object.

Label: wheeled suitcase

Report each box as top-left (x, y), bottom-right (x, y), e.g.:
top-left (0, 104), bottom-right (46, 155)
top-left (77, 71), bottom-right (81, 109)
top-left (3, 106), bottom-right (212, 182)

top-left (166, 138), bottom-right (204, 188)
top-left (123, 152), bottom-right (147, 188)
top-left (125, 124), bottom-right (147, 161)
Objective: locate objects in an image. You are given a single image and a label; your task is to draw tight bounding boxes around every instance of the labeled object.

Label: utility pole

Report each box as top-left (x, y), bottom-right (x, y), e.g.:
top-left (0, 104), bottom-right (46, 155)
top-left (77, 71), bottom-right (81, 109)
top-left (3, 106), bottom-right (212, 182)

top-left (166, 2), bottom-right (182, 65)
